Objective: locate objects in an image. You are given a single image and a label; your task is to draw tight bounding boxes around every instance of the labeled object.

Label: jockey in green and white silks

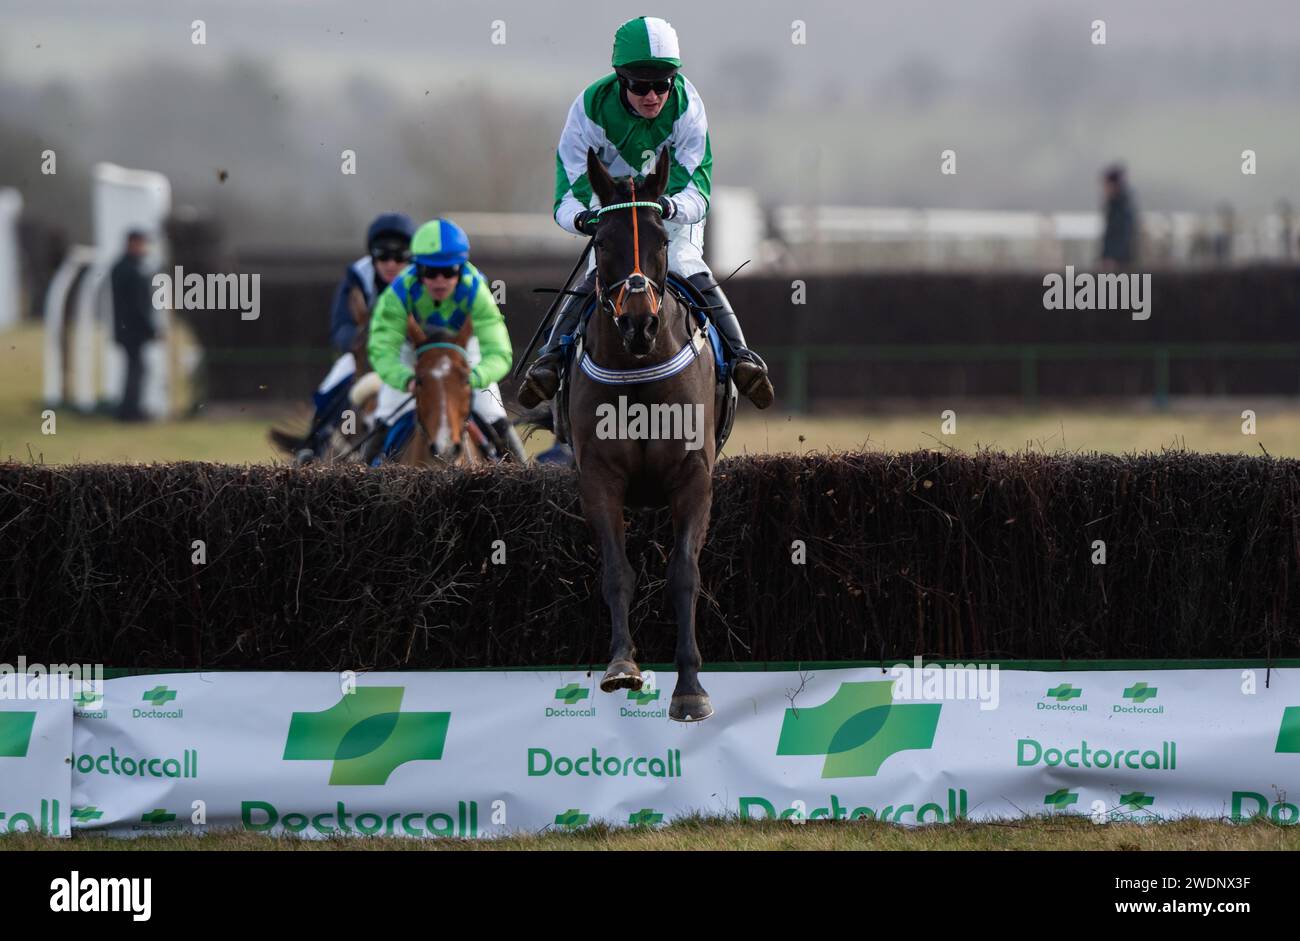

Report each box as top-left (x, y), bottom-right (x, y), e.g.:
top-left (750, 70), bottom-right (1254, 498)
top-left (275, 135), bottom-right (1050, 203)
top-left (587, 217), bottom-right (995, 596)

top-left (518, 15), bottom-right (773, 412)
top-left (367, 218), bottom-right (523, 462)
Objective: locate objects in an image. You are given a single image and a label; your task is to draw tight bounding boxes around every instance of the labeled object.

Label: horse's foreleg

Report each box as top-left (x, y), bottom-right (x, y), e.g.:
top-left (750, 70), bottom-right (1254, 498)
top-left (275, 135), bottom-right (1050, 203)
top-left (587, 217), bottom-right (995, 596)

top-left (580, 480), bottom-right (641, 693)
top-left (666, 469), bottom-right (713, 722)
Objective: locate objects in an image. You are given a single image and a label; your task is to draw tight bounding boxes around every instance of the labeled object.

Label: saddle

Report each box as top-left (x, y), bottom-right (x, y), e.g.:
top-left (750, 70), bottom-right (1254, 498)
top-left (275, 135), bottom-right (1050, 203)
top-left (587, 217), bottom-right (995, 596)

top-left (554, 272), bottom-right (737, 454)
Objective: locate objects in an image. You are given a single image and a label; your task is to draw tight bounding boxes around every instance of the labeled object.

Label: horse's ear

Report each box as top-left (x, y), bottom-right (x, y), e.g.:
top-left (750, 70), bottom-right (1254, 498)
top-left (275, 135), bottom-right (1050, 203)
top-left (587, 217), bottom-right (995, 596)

top-left (407, 314), bottom-right (427, 344)
top-left (645, 147), bottom-right (671, 199)
top-left (586, 147), bottom-right (615, 205)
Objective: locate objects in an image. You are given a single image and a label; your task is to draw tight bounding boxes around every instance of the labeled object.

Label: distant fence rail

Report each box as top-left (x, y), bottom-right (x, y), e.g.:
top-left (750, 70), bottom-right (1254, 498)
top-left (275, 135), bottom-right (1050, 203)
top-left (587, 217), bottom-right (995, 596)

top-left (163, 217), bottom-right (1300, 408)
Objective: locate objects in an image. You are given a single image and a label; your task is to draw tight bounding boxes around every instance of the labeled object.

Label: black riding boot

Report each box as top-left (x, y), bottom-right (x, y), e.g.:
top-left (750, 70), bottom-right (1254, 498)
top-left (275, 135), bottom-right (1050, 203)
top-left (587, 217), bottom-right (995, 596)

top-left (518, 270), bottom-right (598, 408)
top-left (686, 272), bottom-right (775, 409)
top-left (361, 421), bottom-right (389, 465)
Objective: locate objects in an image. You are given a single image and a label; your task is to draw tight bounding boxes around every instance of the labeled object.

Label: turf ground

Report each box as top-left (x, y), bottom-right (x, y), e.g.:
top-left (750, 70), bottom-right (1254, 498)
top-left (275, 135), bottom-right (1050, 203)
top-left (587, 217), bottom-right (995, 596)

top-left (2, 816), bottom-right (1296, 851)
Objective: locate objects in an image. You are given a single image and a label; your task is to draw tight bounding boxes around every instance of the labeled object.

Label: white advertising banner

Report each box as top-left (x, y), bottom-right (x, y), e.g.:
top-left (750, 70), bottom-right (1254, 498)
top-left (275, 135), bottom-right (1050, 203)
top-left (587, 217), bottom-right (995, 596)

top-left (0, 676), bottom-right (74, 837)
top-left (60, 665), bottom-right (1300, 838)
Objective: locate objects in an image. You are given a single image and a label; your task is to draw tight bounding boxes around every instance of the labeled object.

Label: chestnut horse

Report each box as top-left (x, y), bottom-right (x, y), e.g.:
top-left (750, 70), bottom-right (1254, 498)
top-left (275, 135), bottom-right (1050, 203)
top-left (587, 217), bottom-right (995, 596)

top-left (396, 315), bottom-right (486, 467)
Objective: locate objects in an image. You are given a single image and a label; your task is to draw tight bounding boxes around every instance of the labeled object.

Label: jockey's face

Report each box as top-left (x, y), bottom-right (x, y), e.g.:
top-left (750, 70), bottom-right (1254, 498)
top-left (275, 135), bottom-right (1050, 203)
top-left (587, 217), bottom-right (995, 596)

top-left (421, 270), bottom-right (458, 301)
top-left (626, 86), bottom-right (668, 119)
top-left (375, 257), bottom-right (407, 284)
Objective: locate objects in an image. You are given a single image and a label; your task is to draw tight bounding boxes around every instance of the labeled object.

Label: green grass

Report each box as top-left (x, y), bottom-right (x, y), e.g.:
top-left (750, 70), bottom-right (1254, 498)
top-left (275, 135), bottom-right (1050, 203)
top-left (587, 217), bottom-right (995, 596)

top-left (2, 815), bottom-right (1296, 851)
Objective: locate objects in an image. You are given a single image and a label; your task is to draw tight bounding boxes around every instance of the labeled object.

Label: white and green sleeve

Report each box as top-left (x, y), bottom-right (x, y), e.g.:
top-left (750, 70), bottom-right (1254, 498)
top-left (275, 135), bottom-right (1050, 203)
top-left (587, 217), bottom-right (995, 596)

top-left (663, 76), bottom-right (711, 226)
top-left (554, 92), bottom-right (602, 235)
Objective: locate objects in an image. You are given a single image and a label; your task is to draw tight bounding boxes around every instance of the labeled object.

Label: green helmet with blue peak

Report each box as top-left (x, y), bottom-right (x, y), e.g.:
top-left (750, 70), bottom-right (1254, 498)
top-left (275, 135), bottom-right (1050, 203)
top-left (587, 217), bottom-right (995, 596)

top-left (612, 16), bottom-right (681, 70)
top-left (410, 218), bottom-right (470, 267)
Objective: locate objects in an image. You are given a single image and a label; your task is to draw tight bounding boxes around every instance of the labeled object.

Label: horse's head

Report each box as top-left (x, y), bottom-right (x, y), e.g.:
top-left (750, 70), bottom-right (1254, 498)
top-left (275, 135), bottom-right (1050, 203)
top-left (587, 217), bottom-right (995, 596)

top-left (586, 146), bottom-right (670, 358)
top-left (407, 314), bottom-right (475, 463)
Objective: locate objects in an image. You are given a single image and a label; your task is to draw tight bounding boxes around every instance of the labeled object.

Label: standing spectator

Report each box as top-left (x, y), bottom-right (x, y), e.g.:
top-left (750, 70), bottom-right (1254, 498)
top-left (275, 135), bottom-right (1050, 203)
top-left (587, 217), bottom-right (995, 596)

top-left (1099, 164), bottom-right (1137, 268)
top-left (1277, 199), bottom-right (1294, 260)
top-left (1212, 202), bottom-right (1236, 264)
top-left (109, 230), bottom-right (156, 421)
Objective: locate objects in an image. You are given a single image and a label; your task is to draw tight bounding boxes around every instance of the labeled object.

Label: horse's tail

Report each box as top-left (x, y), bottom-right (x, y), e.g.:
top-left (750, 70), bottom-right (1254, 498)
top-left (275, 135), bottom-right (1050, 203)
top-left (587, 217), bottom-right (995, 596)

top-left (514, 403), bottom-right (554, 444)
top-left (268, 427), bottom-right (307, 454)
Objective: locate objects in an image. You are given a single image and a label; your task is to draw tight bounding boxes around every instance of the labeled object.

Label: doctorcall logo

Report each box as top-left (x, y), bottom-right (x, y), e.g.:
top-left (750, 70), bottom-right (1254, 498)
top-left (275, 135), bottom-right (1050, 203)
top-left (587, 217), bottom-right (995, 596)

top-left (242, 800), bottom-right (479, 838)
top-left (1017, 738), bottom-right (1176, 771)
top-left (0, 658), bottom-right (103, 701)
top-left (527, 747), bottom-right (682, 778)
top-left (741, 789), bottom-right (969, 824)
top-left (71, 747), bottom-right (199, 779)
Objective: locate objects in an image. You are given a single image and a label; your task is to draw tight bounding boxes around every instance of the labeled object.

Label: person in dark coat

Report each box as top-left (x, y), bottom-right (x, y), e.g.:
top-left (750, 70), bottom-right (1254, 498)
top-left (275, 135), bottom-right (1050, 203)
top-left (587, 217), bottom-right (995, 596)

top-left (1099, 164), bottom-right (1137, 267)
top-left (109, 230), bottom-right (156, 421)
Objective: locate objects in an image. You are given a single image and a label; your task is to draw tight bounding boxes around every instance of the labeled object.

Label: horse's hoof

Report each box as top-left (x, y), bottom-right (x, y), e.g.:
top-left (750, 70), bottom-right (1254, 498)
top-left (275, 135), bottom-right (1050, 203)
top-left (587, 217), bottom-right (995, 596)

top-left (600, 660), bottom-right (643, 693)
top-left (670, 694), bottom-right (713, 723)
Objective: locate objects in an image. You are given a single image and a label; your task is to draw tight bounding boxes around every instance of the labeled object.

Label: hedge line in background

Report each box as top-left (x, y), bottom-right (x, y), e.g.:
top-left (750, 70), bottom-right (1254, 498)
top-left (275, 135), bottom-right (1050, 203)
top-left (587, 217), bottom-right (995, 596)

top-left (1, 453), bottom-right (1297, 669)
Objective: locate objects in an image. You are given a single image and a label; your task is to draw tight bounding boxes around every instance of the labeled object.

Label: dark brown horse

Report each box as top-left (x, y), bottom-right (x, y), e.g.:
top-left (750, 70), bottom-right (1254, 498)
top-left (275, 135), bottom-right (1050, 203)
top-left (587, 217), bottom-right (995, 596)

top-left (571, 147), bottom-right (718, 722)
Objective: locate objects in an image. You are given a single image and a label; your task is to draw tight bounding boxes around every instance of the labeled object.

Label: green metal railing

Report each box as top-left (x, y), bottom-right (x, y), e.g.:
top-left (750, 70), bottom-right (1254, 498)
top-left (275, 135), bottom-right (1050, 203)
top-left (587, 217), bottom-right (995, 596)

top-left (765, 343), bottom-right (1300, 412)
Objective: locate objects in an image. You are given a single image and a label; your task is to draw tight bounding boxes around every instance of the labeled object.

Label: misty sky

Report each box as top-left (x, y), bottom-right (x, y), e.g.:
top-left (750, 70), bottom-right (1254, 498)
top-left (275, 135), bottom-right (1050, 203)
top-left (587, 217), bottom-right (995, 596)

top-left (3, 0), bottom-right (1298, 242)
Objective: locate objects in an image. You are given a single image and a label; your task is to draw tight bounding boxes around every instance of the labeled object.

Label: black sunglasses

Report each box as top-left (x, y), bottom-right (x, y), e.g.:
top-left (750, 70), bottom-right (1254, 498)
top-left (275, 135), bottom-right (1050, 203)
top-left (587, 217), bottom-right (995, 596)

top-left (621, 76), bottom-right (673, 96)
top-left (418, 264), bottom-right (461, 280)
top-left (372, 249), bottom-right (410, 263)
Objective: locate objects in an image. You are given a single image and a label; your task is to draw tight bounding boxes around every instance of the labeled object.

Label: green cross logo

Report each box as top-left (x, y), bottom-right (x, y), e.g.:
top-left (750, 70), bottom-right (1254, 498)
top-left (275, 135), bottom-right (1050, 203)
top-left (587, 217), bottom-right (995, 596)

top-left (627, 688), bottom-right (660, 705)
top-left (554, 684), bottom-right (590, 705)
top-left (1276, 707), bottom-right (1300, 753)
top-left (140, 809), bottom-right (176, 823)
top-left (555, 808), bottom-right (590, 829)
top-left (1044, 788), bottom-right (1078, 810)
top-left (74, 690), bottom-right (103, 708)
top-left (1122, 683), bottom-right (1158, 703)
top-left (1119, 791), bottom-right (1156, 810)
top-left (141, 686), bottom-right (177, 706)
top-left (283, 687), bottom-right (449, 786)
top-left (72, 807), bottom-right (104, 822)
top-left (1045, 684), bottom-right (1082, 701)
top-left (628, 808), bottom-right (663, 826)
top-left (776, 681), bottom-right (941, 778)
top-left (0, 712), bottom-right (36, 758)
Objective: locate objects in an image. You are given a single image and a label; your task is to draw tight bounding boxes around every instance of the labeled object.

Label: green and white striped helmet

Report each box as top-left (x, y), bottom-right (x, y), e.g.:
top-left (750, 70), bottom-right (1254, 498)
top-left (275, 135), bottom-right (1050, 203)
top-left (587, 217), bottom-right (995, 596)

top-left (611, 16), bottom-right (682, 70)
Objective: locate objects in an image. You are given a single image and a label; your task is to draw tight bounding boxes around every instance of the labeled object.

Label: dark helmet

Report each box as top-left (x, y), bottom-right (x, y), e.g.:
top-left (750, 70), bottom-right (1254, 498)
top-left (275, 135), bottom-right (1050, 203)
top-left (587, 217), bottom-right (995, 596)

top-left (366, 212), bottom-right (416, 251)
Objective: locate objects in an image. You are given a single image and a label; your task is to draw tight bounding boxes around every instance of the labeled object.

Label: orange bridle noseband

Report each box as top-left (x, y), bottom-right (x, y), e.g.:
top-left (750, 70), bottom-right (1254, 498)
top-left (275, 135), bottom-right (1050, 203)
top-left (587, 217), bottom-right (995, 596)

top-left (595, 180), bottom-right (665, 319)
